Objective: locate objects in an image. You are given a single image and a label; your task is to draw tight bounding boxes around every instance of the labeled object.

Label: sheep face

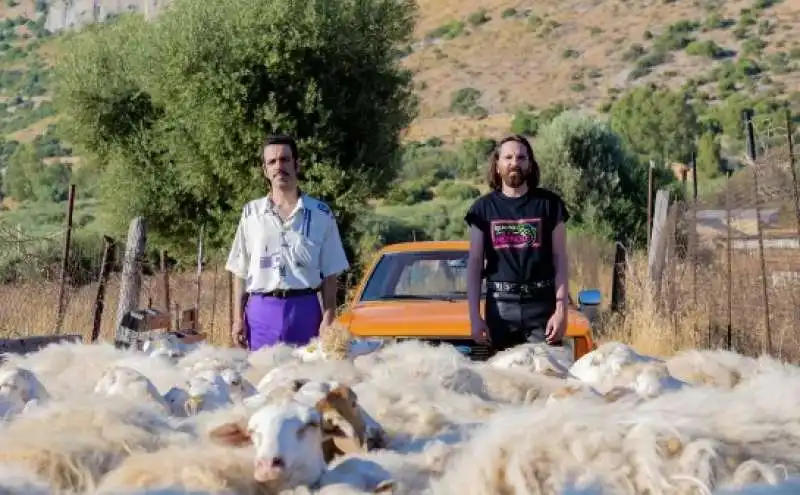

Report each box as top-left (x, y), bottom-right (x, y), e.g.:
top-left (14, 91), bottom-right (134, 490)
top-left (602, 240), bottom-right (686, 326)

top-left (184, 371), bottom-right (234, 415)
top-left (210, 401), bottom-right (327, 489)
top-left (0, 366), bottom-right (49, 405)
top-left (293, 379), bottom-right (389, 456)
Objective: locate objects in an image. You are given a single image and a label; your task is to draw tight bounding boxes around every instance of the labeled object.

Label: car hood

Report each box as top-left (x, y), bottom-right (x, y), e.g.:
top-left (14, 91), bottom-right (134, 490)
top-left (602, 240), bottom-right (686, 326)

top-left (339, 300), bottom-right (592, 340)
top-left (343, 301), bottom-right (472, 338)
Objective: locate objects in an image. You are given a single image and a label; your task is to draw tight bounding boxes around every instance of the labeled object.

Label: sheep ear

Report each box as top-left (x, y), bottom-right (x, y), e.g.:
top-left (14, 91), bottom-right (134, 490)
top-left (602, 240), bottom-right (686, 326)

top-left (327, 384), bottom-right (358, 407)
top-left (209, 421), bottom-right (252, 447)
top-left (322, 415), bottom-right (358, 440)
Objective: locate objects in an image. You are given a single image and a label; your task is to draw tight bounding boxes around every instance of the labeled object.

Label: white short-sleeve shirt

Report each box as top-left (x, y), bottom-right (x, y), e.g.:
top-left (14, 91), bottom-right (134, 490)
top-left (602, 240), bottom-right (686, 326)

top-left (225, 193), bottom-right (350, 293)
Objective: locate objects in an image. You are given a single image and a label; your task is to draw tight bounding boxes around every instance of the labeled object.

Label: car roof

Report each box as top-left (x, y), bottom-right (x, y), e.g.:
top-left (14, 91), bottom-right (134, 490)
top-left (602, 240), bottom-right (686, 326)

top-left (377, 240), bottom-right (470, 254)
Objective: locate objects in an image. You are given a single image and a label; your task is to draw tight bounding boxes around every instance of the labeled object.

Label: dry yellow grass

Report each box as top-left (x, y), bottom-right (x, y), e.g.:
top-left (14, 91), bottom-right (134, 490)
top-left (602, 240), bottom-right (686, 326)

top-left (2, 237), bottom-right (798, 363)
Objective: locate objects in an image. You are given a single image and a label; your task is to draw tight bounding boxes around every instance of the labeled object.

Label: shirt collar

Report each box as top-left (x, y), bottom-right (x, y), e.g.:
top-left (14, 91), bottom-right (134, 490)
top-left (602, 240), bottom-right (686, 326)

top-left (263, 189), bottom-right (307, 216)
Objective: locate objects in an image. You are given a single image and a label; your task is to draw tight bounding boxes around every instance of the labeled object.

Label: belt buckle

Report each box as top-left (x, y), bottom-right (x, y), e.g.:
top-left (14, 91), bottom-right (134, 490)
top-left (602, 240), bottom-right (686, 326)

top-left (274, 289), bottom-right (288, 298)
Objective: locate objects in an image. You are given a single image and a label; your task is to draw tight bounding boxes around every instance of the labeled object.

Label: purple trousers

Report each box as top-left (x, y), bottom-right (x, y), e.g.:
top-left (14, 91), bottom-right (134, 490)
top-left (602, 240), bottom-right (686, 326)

top-left (244, 293), bottom-right (322, 351)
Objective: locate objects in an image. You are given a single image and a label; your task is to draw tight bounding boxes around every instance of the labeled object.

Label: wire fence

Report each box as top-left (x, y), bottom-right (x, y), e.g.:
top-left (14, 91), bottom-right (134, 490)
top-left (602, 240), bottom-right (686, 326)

top-left (0, 201), bottom-right (618, 348)
top-left (655, 109), bottom-right (800, 362)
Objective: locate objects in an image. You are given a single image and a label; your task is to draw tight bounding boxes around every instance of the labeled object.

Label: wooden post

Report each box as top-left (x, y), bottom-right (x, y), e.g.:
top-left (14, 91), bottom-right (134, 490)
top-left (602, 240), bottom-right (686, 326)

top-left (160, 250), bottom-right (171, 330)
top-left (647, 161), bottom-right (654, 251)
top-left (54, 183), bottom-right (76, 334)
top-left (786, 109), bottom-right (800, 237)
top-left (195, 224), bottom-right (204, 330)
top-left (743, 109), bottom-right (772, 356)
top-left (210, 260), bottom-right (219, 334)
top-left (647, 188), bottom-right (670, 299)
top-left (689, 152), bottom-right (698, 313)
top-left (227, 271), bottom-right (233, 332)
top-left (725, 168), bottom-right (733, 351)
top-left (91, 235), bottom-right (115, 343)
top-left (114, 217), bottom-right (147, 347)
top-left (610, 242), bottom-right (626, 313)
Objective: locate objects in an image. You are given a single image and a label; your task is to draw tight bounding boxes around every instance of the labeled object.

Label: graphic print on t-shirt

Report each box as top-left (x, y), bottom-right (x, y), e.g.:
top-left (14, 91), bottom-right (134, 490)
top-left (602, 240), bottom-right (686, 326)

top-left (490, 218), bottom-right (542, 249)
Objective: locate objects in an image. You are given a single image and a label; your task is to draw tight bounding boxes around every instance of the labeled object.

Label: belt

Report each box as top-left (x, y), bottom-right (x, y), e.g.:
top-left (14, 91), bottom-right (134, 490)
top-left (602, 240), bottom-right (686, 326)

top-left (486, 280), bottom-right (553, 295)
top-left (251, 287), bottom-right (319, 299)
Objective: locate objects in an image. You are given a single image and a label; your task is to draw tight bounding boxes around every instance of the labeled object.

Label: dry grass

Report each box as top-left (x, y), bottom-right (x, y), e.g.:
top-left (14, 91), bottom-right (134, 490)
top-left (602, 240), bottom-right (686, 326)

top-left (0, 269), bottom-right (237, 346)
top-left (600, 247), bottom-right (800, 362)
top-left (2, 220), bottom-right (799, 364)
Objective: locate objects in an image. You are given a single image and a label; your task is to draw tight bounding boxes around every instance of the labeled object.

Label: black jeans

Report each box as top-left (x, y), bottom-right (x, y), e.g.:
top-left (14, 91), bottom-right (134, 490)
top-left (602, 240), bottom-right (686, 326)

top-left (484, 290), bottom-right (559, 354)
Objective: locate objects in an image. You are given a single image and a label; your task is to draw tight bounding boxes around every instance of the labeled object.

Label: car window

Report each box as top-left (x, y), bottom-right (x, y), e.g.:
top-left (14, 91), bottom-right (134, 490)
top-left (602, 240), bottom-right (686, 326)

top-left (359, 251), bottom-right (486, 302)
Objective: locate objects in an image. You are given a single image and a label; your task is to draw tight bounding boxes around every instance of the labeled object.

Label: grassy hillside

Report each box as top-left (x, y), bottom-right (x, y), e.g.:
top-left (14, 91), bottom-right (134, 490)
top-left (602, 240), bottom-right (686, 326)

top-left (0, 0), bottom-right (798, 245)
top-left (404, 0), bottom-right (800, 140)
top-left (0, 0), bottom-right (797, 148)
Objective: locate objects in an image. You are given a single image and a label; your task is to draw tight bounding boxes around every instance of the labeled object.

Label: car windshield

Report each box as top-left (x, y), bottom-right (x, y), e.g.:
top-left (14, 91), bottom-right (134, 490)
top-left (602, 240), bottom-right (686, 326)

top-left (359, 250), bottom-right (486, 302)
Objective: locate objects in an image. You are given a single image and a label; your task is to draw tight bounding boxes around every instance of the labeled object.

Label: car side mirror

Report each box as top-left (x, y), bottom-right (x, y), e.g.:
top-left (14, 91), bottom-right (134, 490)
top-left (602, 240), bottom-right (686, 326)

top-left (577, 289), bottom-right (601, 321)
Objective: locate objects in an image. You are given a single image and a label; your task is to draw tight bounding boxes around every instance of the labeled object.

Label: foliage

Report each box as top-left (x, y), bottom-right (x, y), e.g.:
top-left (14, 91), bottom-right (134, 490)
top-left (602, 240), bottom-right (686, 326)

top-left (609, 84), bottom-right (699, 165)
top-left (534, 111), bottom-right (677, 246)
top-left (696, 131), bottom-right (722, 178)
top-left (52, 0), bottom-right (419, 286)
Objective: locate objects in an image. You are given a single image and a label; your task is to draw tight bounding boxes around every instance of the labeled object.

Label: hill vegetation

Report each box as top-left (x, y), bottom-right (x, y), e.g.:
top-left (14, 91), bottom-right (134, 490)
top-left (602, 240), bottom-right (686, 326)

top-left (0, 0), bottom-right (798, 287)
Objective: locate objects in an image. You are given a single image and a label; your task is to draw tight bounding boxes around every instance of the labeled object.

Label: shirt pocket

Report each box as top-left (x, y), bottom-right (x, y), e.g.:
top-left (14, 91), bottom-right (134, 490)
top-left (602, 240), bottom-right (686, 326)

top-left (286, 228), bottom-right (323, 269)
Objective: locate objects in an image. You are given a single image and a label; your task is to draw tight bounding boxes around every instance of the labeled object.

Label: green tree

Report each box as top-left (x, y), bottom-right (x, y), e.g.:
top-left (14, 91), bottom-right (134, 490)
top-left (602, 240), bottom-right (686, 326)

top-left (609, 84), bottom-right (699, 165)
top-left (695, 131), bottom-right (721, 179)
top-left (3, 142), bottom-right (43, 201)
top-left (53, 0), bottom-right (418, 281)
top-left (534, 111), bottom-right (676, 246)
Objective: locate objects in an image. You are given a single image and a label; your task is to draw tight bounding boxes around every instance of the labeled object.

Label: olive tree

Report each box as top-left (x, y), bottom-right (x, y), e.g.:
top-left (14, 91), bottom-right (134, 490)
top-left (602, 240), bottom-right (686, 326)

top-left (53, 0), bottom-right (419, 280)
top-left (534, 111), bottom-right (677, 246)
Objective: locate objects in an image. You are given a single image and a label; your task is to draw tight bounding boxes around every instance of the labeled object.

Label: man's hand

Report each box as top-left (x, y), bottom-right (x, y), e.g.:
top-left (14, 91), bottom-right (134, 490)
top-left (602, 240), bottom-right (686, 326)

top-left (545, 301), bottom-right (568, 344)
top-left (471, 317), bottom-right (491, 345)
top-left (231, 319), bottom-right (248, 349)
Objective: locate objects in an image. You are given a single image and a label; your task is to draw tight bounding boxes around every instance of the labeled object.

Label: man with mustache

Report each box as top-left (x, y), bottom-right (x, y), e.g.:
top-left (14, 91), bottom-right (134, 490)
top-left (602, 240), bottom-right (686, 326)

top-left (225, 134), bottom-right (350, 351)
top-left (464, 134), bottom-right (570, 355)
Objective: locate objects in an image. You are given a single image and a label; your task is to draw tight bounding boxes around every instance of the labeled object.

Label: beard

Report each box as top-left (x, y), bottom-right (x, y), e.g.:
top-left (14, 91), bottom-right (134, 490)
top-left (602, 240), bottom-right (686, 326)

top-left (501, 167), bottom-right (526, 188)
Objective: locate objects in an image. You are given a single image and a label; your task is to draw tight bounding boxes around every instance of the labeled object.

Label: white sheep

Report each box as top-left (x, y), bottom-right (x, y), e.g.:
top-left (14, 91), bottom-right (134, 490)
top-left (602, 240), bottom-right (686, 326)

top-left (487, 342), bottom-right (572, 377)
top-left (567, 341), bottom-right (662, 385)
top-left (0, 366), bottom-right (50, 416)
top-left (208, 400), bottom-right (336, 489)
top-left (166, 369), bottom-right (234, 417)
top-left (93, 365), bottom-right (171, 413)
top-left (209, 398), bottom-right (395, 493)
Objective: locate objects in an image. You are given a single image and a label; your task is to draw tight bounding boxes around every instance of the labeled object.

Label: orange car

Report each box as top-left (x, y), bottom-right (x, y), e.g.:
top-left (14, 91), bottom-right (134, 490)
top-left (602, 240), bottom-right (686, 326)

top-left (335, 240), bottom-right (601, 362)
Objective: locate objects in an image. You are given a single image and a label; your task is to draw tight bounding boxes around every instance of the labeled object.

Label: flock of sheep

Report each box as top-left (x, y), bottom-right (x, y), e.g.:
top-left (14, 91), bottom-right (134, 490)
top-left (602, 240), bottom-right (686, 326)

top-left (1, 331), bottom-right (800, 494)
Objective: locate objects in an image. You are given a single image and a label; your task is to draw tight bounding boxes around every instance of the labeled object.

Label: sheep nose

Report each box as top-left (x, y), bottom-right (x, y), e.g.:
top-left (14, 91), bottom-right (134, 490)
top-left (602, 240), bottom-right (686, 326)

top-left (255, 456), bottom-right (285, 472)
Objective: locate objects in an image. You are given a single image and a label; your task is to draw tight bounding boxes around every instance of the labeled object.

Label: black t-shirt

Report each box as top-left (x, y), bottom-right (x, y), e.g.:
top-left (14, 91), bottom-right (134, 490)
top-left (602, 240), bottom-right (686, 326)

top-left (464, 187), bottom-right (570, 285)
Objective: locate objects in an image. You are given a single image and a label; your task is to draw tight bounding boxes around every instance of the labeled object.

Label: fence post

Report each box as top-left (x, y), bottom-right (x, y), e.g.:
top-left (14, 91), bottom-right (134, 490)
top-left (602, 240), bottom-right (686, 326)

top-left (160, 250), bottom-right (171, 330)
top-left (54, 183), bottom-right (76, 334)
top-left (210, 260), bottom-right (219, 334)
top-left (743, 108), bottom-right (772, 356)
top-left (647, 161), bottom-right (654, 251)
top-left (610, 242), bottom-right (626, 313)
top-left (648, 189), bottom-right (670, 300)
top-left (725, 168), bottom-right (734, 351)
top-left (195, 224), bottom-right (205, 331)
top-left (114, 217), bottom-right (147, 347)
top-left (786, 109), bottom-right (800, 237)
top-left (91, 235), bottom-right (115, 343)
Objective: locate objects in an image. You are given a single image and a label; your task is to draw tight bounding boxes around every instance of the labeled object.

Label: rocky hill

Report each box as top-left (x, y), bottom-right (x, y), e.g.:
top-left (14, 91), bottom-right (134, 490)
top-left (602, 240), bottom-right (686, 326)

top-left (0, 0), bottom-right (799, 156)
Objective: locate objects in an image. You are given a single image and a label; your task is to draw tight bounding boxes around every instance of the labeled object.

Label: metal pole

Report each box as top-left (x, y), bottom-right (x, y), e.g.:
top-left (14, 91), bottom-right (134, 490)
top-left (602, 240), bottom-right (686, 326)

top-left (743, 108), bottom-right (772, 356)
top-left (786, 108), bottom-right (800, 237)
top-left (647, 160), bottom-right (654, 250)
top-left (55, 184), bottom-right (76, 333)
